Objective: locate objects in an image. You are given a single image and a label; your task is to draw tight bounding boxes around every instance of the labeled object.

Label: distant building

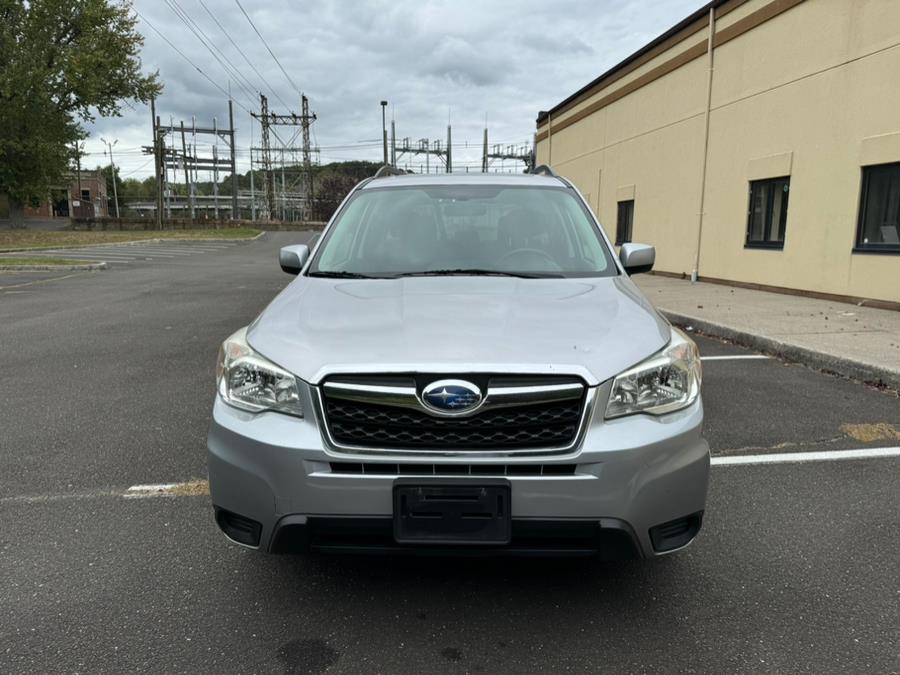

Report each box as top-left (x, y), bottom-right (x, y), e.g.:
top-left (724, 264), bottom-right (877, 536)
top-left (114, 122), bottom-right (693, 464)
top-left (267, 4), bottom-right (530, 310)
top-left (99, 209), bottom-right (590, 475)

top-left (25, 170), bottom-right (109, 219)
top-left (535, 0), bottom-right (899, 304)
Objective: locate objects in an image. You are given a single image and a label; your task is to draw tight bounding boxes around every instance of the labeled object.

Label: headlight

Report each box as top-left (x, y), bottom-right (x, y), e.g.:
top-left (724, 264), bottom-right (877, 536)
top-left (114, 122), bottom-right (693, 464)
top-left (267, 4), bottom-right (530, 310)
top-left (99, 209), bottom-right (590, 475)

top-left (605, 327), bottom-right (701, 419)
top-left (216, 327), bottom-right (303, 417)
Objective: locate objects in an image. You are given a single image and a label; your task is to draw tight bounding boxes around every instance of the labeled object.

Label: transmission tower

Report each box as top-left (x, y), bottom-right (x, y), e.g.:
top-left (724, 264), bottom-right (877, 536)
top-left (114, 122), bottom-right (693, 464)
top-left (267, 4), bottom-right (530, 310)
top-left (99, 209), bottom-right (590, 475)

top-left (482, 131), bottom-right (535, 173)
top-left (300, 94), bottom-right (316, 220)
top-left (251, 93), bottom-right (317, 221)
top-left (394, 126), bottom-right (452, 173)
top-left (253, 94), bottom-right (276, 220)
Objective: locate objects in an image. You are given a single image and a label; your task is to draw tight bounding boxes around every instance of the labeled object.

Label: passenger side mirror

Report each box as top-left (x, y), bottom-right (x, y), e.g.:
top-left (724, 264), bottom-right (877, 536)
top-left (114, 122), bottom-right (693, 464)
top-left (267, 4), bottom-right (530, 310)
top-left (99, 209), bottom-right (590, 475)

top-left (279, 244), bottom-right (310, 275)
top-left (619, 243), bottom-right (655, 275)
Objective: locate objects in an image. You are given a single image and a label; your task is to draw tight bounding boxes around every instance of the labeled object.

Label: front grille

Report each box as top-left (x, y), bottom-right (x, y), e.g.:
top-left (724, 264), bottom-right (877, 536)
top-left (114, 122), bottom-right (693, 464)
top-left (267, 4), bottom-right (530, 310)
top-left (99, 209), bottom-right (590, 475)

top-left (329, 462), bottom-right (578, 476)
top-left (319, 374), bottom-right (587, 452)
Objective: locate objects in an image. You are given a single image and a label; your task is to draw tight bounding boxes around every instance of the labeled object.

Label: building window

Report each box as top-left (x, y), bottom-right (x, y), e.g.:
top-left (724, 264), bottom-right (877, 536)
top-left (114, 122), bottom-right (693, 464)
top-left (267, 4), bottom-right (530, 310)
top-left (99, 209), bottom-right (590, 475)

top-left (81, 189), bottom-right (91, 202)
top-left (616, 200), bottom-right (634, 245)
top-left (746, 177), bottom-right (789, 248)
top-left (856, 162), bottom-right (900, 253)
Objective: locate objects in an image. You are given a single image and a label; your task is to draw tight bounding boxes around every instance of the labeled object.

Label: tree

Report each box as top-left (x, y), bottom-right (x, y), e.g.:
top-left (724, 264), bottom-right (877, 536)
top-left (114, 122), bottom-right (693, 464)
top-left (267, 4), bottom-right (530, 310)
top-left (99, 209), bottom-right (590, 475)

top-left (98, 163), bottom-right (123, 210)
top-left (0, 0), bottom-right (160, 225)
top-left (314, 169), bottom-right (359, 222)
top-left (312, 161), bottom-right (380, 221)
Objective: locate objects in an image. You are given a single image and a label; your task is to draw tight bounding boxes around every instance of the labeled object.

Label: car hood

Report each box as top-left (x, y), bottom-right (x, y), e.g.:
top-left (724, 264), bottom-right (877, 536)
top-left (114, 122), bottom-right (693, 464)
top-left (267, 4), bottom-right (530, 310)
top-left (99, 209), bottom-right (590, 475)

top-left (247, 275), bottom-right (670, 385)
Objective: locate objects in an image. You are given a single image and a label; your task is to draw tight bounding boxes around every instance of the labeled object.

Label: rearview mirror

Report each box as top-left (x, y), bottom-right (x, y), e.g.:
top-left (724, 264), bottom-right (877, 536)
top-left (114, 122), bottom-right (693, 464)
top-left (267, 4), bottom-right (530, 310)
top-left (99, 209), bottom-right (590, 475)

top-left (279, 244), bottom-right (310, 275)
top-left (619, 243), bottom-right (655, 275)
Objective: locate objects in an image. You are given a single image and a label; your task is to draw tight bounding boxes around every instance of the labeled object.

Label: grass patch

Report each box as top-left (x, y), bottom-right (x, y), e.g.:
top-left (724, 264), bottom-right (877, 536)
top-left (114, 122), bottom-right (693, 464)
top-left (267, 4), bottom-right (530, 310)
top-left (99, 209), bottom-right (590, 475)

top-left (0, 228), bottom-right (260, 251)
top-left (0, 257), bottom-right (95, 266)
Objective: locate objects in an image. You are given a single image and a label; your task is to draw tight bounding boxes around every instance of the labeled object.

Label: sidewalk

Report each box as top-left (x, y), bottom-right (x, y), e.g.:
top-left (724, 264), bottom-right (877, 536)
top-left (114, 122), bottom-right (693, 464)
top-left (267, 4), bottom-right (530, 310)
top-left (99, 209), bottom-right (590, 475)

top-left (634, 275), bottom-right (900, 390)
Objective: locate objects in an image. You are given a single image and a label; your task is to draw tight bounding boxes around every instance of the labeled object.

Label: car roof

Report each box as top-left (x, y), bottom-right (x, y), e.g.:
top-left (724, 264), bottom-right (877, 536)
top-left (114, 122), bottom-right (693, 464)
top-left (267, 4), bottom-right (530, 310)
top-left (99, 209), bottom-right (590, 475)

top-left (360, 173), bottom-right (567, 190)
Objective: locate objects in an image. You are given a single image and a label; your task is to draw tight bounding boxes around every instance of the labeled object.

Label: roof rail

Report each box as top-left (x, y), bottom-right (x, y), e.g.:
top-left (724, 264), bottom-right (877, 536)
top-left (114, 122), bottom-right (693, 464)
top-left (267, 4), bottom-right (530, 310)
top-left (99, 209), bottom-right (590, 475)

top-left (529, 164), bottom-right (559, 178)
top-left (374, 165), bottom-right (407, 178)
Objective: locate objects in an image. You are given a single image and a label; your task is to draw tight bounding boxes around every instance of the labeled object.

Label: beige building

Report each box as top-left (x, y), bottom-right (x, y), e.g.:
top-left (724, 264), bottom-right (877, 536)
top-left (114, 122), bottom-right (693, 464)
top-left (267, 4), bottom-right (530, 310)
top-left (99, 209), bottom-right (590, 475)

top-left (535, 0), bottom-right (900, 305)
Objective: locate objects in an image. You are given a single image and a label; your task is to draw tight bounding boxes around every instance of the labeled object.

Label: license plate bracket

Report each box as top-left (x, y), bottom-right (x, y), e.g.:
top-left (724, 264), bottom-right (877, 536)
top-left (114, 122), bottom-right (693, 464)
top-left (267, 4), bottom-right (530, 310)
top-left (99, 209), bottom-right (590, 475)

top-left (393, 479), bottom-right (511, 545)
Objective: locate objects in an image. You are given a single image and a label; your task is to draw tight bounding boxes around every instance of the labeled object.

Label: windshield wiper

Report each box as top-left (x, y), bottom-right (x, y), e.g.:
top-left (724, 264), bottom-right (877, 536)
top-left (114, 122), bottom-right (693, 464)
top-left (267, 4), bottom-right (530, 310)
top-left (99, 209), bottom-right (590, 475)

top-left (395, 268), bottom-right (558, 279)
top-left (308, 270), bottom-right (375, 279)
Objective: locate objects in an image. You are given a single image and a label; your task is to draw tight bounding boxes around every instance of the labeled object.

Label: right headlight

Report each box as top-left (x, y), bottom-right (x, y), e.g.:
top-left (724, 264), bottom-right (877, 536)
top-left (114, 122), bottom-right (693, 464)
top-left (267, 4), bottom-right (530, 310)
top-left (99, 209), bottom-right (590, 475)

top-left (605, 327), bottom-right (701, 419)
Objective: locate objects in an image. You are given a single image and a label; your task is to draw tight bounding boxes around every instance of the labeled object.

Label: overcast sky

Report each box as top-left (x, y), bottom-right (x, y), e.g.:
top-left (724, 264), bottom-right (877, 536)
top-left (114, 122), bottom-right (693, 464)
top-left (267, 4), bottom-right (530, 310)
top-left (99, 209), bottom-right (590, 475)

top-left (83, 0), bottom-right (705, 184)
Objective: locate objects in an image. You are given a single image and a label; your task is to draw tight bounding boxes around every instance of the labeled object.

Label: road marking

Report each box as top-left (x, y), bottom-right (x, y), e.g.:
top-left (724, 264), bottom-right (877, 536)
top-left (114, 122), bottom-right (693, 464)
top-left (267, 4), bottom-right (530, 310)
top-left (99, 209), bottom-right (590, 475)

top-left (125, 480), bottom-right (209, 497)
top-left (701, 355), bottom-right (770, 361)
top-left (35, 255), bottom-right (135, 262)
top-left (712, 446), bottom-right (900, 465)
top-left (0, 271), bottom-right (93, 290)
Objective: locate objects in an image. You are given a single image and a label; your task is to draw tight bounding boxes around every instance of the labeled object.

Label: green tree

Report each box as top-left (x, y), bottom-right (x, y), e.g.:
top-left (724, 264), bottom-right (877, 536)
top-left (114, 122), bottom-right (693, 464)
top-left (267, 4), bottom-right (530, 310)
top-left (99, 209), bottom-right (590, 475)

top-left (0, 0), bottom-right (160, 225)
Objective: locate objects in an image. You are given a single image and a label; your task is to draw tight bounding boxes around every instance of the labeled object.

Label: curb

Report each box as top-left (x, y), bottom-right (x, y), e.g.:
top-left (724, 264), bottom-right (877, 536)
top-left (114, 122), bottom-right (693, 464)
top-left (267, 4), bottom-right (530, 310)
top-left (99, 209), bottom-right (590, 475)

top-left (0, 262), bottom-right (107, 272)
top-left (0, 231), bottom-right (265, 253)
top-left (660, 309), bottom-right (900, 391)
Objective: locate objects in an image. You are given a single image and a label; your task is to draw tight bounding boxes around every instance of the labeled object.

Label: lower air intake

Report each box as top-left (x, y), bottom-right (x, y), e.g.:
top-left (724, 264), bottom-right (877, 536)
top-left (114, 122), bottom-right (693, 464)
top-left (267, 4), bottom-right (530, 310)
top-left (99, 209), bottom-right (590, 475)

top-left (648, 512), bottom-right (703, 552)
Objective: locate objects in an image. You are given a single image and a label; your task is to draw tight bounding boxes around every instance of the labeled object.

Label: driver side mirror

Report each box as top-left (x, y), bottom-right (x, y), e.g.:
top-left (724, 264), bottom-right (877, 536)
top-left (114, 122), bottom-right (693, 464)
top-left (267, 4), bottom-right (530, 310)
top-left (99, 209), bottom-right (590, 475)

top-left (279, 244), bottom-right (309, 275)
top-left (619, 243), bottom-right (655, 275)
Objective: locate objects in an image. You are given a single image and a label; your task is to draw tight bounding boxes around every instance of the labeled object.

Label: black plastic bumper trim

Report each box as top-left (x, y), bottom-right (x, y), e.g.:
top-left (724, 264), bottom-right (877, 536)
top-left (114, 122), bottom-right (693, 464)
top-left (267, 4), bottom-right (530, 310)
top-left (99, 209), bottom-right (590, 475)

top-left (269, 515), bottom-right (643, 559)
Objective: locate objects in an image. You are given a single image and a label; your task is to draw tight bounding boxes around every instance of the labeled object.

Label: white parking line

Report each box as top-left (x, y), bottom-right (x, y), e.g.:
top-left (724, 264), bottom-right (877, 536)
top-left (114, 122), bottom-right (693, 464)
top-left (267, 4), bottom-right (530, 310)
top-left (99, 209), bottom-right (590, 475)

top-left (712, 446), bottom-right (900, 465)
top-left (37, 250), bottom-right (145, 259)
top-left (124, 483), bottom-right (178, 497)
top-left (120, 248), bottom-right (196, 255)
top-left (34, 255), bottom-right (134, 263)
top-left (701, 355), bottom-right (770, 361)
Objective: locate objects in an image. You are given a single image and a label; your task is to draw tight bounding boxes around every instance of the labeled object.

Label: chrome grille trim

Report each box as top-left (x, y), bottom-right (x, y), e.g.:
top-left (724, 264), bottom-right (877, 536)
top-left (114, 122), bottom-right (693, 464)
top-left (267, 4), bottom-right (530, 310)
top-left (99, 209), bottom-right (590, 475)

top-left (322, 380), bottom-right (584, 417)
top-left (313, 376), bottom-right (596, 458)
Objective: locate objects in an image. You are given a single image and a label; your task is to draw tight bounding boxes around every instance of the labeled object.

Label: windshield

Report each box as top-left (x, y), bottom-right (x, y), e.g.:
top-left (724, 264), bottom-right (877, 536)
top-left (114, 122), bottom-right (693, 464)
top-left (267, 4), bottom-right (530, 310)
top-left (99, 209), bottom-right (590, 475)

top-left (308, 184), bottom-right (617, 278)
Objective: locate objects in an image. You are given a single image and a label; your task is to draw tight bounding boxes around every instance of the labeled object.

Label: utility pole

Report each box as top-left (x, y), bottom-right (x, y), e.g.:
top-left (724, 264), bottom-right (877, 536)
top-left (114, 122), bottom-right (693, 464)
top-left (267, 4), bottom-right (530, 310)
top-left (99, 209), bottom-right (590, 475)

top-left (74, 142), bottom-right (82, 196)
top-left (158, 117), bottom-right (167, 227)
top-left (446, 125), bottom-right (452, 173)
top-left (255, 94), bottom-right (276, 221)
top-left (380, 100), bottom-right (388, 165)
top-left (301, 94), bottom-right (316, 221)
top-left (390, 119), bottom-right (396, 167)
top-left (228, 99), bottom-right (238, 220)
top-left (249, 111), bottom-right (256, 221)
top-left (482, 127), bottom-right (489, 173)
top-left (280, 146), bottom-right (286, 221)
top-left (150, 98), bottom-right (161, 227)
top-left (101, 138), bottom-right (120, 218)
top-left (180, 121), bottom-right (193, 220)
top-left (191, 116), bottom-right (198, 220)
top-left (212, 117), bottom-right (220, 220)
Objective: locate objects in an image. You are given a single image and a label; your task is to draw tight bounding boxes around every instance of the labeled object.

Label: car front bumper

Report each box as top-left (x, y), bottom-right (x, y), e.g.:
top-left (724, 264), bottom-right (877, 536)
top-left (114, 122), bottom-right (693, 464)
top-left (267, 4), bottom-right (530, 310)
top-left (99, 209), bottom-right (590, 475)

top-left (207, 389), bottom-right (710, 558)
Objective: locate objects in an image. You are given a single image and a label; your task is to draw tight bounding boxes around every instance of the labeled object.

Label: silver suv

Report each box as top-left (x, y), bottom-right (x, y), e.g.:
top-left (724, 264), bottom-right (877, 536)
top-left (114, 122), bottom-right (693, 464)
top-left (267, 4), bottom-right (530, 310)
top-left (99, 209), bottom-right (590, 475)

top-left (208, 167), bottom-right (709, 558)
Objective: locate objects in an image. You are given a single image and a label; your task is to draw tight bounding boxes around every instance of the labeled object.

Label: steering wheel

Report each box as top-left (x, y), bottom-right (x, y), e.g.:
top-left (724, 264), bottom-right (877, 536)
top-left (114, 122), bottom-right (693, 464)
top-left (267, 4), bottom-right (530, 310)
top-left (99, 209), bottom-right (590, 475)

top-left (498, 247), bottom-right (560, 268)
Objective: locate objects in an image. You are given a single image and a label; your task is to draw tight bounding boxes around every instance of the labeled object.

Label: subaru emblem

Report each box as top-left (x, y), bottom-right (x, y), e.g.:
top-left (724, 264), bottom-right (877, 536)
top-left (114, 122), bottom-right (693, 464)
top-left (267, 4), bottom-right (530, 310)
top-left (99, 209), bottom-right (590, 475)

top-left (421, 379), bottom-right (483, 415)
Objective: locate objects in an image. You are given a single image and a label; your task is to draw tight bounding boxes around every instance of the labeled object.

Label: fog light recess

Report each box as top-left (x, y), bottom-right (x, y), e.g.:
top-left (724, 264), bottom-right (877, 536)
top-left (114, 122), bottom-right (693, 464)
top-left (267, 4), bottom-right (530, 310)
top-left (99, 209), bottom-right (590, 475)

top-left (215, 508), bottom-right (262, 547)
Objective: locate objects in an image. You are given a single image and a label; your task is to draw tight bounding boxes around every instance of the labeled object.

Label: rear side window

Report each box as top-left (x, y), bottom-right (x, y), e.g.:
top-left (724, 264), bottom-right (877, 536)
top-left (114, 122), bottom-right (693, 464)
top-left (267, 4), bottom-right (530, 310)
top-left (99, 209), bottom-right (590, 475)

top-left (312, 185), bottom-right (617, 278)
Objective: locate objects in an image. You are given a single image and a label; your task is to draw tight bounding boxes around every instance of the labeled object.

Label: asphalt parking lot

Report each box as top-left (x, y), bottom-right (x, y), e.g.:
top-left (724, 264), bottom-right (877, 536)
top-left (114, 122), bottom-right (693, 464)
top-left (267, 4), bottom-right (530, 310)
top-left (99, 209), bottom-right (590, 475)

top-left (1, 232), bottom-right (897, 673)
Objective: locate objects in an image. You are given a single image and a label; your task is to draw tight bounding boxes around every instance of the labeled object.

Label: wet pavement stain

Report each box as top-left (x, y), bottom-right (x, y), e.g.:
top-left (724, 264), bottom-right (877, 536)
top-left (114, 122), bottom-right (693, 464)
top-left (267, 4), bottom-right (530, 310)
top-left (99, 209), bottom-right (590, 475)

top-left (277, 638), bottom-right (339, 674)
top-left (441, 647), bottom-right (463, 662)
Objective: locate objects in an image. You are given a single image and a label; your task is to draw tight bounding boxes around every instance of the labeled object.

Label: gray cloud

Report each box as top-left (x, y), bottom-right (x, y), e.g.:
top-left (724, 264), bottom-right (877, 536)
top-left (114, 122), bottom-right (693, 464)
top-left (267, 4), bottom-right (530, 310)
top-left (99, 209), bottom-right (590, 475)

top-left (83, 0), bottom-right (705, 177)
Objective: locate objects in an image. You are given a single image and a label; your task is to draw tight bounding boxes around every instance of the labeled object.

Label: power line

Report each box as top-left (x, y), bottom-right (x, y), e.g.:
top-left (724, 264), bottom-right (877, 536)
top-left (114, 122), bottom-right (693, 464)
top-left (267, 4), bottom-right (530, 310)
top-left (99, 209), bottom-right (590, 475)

top-left (235, 0), bottom-right (302, 94)
top-left (198, 0), bottom-right (291, 111)
top-left (134, 9), bottom-right (252, 115)
top-left (163, 0), bottom-right (257, 108)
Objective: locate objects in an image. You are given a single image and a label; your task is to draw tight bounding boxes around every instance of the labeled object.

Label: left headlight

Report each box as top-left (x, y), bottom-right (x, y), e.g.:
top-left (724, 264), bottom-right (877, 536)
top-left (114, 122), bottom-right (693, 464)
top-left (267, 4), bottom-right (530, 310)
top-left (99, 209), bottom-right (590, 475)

top-left (216, 327), bottom-right (303, 417)
top-left (605, 327), bottom-right (701, 419)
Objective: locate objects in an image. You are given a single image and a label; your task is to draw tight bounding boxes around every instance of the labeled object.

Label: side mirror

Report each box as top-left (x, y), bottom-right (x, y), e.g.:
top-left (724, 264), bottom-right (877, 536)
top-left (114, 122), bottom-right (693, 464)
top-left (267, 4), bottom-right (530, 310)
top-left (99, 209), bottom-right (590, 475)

top-left (619, 243), bottom-right (655, 275)
top-left (279, 244), bottom-right (309, 275)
